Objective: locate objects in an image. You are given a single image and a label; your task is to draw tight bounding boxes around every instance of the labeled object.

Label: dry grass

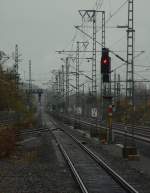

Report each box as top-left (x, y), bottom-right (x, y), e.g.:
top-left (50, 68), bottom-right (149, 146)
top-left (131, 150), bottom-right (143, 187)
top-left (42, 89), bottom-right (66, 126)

top-left (0, 126), bottom-right (16, 158)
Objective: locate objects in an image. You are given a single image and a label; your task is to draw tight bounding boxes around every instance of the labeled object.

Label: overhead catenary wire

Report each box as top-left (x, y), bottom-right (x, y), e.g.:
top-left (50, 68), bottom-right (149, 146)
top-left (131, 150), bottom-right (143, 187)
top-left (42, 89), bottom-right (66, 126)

top-left (75, 26), bottom-right (127, 63)
top-left (94, 0), bottom-right (128, 34)
top-left (134, 72), bottom-right (150, 81)
top-left (105, 0), bottom-right (128, 24)
top-left (95, 0), bottom-right (104, 11)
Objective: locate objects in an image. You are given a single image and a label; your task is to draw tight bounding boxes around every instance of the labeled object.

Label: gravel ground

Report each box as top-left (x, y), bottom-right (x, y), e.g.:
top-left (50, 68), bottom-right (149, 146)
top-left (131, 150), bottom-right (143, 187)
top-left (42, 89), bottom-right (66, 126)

top-left (0, 129), bottom-right (81, 193)
top-left (49, 116), bottom-right (150, 193)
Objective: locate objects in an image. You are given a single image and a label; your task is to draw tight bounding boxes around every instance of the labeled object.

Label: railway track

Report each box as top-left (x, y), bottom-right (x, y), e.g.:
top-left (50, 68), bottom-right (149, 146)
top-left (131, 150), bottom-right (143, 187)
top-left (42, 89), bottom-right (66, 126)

top-left (112, 122), bottom-right (150, 137)
top-left (0, 120), bottom-right (12, 127)
top-left (16, 127), bottom-right (50, 136)
top-left (87, 117), bottom-right (150, 139)
top-left (50, 119), bottom-right (139, 193)
top-left (62, 115), bottom-right (150, 143)
top-left (0, 116), bottom-right (19, 128)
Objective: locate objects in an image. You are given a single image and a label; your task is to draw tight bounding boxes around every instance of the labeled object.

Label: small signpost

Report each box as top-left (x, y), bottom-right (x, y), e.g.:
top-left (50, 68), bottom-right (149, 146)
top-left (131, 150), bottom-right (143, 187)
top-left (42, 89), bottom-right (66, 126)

top-left (107, 105), bottom-right (113, 143)
top-left (76, 107), bottom-right (82, 115)
top-left (91, 108), bottom-right (97, 118)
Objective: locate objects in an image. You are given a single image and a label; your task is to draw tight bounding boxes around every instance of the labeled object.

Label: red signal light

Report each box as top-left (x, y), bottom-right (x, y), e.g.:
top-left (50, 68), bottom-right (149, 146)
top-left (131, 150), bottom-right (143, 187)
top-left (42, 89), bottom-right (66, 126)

top-left (103, 59), bottom-right (107, 64)
top-left (102, 58), bottom-right (109, 65)
top-left (101, 48), bottom-right (110, 74)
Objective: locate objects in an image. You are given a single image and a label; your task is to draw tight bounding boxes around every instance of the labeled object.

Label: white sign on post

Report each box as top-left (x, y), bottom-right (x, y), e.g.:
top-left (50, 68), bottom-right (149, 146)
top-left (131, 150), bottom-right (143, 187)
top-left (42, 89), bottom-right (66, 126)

top-left (91, 108), bottom-right (97, 118)
top-left (49, 106), bottom-right (53, 112)
top-left (76, 107), bottom-right (82, 115)
top-left (73, 105), bottom-right (76, 112)
top-left (68, 107), bottom-right (72, 113)
top-left (60, 108), bottom-right (63, 113)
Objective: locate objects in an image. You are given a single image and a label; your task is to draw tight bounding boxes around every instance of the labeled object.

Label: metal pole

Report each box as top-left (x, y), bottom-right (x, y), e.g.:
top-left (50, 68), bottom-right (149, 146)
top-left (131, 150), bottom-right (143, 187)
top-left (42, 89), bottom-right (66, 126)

top-left (74, 42), bottom-right (81, 129)
top-left (65, 57), bottom-right (69, 114)
top-left (124, 0), bottom-right (137, 155)
top-left (15, 44), bottom-right (19, 74)
top-left (114, 71), bottom-right (117, 105)
top-left (76, 42), bottom-right (80, 108)
top-left (61, 65), bottom-right (65, 115)
top-left (58, 71), bottom-right (61, 95)
top-left (15, 44), bottom-right (19, 88)
top-left (100, 11), bottom-right (106, 120)
top-left (62, 65), bottom-right (65, 98)
top-left (55, 74), bottom-right (59, 112)
top-left (117, 74), bottom-right (121, 106)
top-left (29, 60), bottom-right (32, 108)
top-left (92, 10), bottom-right (97, 99)
top-left (82, 84), bottom-right (85, 117)
top-left (126, 0), bottom-right (135, 106)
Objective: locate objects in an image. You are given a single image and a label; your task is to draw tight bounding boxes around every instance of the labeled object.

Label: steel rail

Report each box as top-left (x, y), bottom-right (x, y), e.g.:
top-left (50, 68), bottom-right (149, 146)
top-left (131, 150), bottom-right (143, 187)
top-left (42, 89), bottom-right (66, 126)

top-left (49, 116), bottom-right (139, 193)
top-left (58, 143), bottom-right (89, 193)
top-left (65, 116), bottom-right (150, 143)
top-left (113, 129), bottom-right (150, 143)
top-left (16, 128), bottom-right (50, 136)
top-left (61, 128), bottom-right (139, 193)
top-left (49, 124), bottom-right (89, 193)
top-left (112, 122), bottom-right (150, 132)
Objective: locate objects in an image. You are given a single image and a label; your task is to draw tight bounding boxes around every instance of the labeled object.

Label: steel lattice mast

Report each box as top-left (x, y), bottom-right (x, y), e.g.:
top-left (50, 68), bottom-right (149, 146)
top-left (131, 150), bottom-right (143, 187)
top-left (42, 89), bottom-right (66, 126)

top-left (100, 11), bottom-right (106, 119)
top-left (61, 64), bottom-right (65, 98)
top-left (65, 57), bottom-right (69, 113)
top-left (101, 11), bottom-right (105, 48)
top-left (76, 42), bottom-right (80, 106)
top-left (79, 10), bottom-right (98, 101)
top-left (126, 0), bottom-right (135, 106)
top-left (29, 60), bottom-right (32, 93)
top-left (91, 10), bottom-right (97, 98)
top-left (14, 44), bottom-right (19, 88)
top-left (15, 44), bottom-right (19, 75)
top-left (28, 60), bottom-right (32, 108)
top-left (75, 41), bottom-right (88, 109)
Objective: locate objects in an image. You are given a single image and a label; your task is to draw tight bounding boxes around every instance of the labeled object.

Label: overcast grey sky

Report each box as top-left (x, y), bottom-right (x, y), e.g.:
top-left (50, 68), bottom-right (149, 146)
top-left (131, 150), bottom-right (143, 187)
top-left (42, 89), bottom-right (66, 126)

top-left (0, 0), bottom-right (149, 87)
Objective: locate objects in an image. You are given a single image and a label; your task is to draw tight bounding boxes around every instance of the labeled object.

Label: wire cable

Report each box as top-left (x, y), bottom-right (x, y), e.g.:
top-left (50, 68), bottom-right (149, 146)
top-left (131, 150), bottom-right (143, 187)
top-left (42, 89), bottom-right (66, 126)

top-left (106, 0), bottom-right (128, 24)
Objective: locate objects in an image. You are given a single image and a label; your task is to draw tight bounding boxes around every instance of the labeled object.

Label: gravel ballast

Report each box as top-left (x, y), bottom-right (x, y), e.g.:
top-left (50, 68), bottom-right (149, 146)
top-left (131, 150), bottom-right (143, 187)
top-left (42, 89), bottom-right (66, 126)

top-left (0, 128), bottom-right (81, 193)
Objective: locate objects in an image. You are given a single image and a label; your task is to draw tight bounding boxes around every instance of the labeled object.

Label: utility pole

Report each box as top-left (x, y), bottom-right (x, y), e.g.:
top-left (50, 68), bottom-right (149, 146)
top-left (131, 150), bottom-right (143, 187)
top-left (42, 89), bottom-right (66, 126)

top-left (114, 71), bottom-right (117, 105)
top-left (61, 65), bottom-right (65, 113)
top-left (117, 74), bottom-right (121, 107)
top-left (74, 41), bottom-right (88, 128)
top-left (92, 11), bottom-right (97, 99)
top-left (78, 10), bottom-right (106, 120)
top-left (126, 0), bottom-right (135, 106)
top-left (61, 65), bottom-right (65, 98)
top-left (14, 44), bottom-right (19, 88)
top-left (65, 57), bottom-right (69, 114)
top-left (78, 10), bottom-right (99, 116)
top-left (76, 42), bottom-right (80, 109)
top-left (55, 74), bottom-right (59, 96)
top-left (58, 71), bottom-right (61, 96)
top-left (55, 73), bottom-right (59, 112)
top-left (15, 45), bottom-right (19, 75)
top-left (123, 0), bottom-right (138, 158)
top-left (75, 41), bottom-right (88, 118)
top-left (78, 10), bottom-right (103, 136)
top-left (101, 11), bottom-right (105, 48)
top-left (76, 42), bottom-right (80, 114)
top-left (74, 41), bottom-right (80, 129)
top-left (28, 60), bottom-right (32, 109)
top-left (100, 11), bottom-right (106, 121)
top-left (56, 70), bottom-right (62, 111)
top-left (82, 83), bottom-right (85, 117)
top-left (77, 10), bottom-right (106, 136)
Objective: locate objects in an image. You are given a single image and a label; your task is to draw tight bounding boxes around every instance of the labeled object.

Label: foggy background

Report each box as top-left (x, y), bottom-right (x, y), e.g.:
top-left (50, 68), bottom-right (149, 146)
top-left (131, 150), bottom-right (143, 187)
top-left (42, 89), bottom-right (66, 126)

top-left (0, 0), bottom-right (149, 88)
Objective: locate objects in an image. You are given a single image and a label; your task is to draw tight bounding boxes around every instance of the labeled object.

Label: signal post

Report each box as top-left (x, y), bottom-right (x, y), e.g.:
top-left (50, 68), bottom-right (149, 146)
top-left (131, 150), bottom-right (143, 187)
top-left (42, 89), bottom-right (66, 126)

top-left (107, 105), bottom-right (113, 143)
top-left (100, 48), bottom-right (113, 143)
